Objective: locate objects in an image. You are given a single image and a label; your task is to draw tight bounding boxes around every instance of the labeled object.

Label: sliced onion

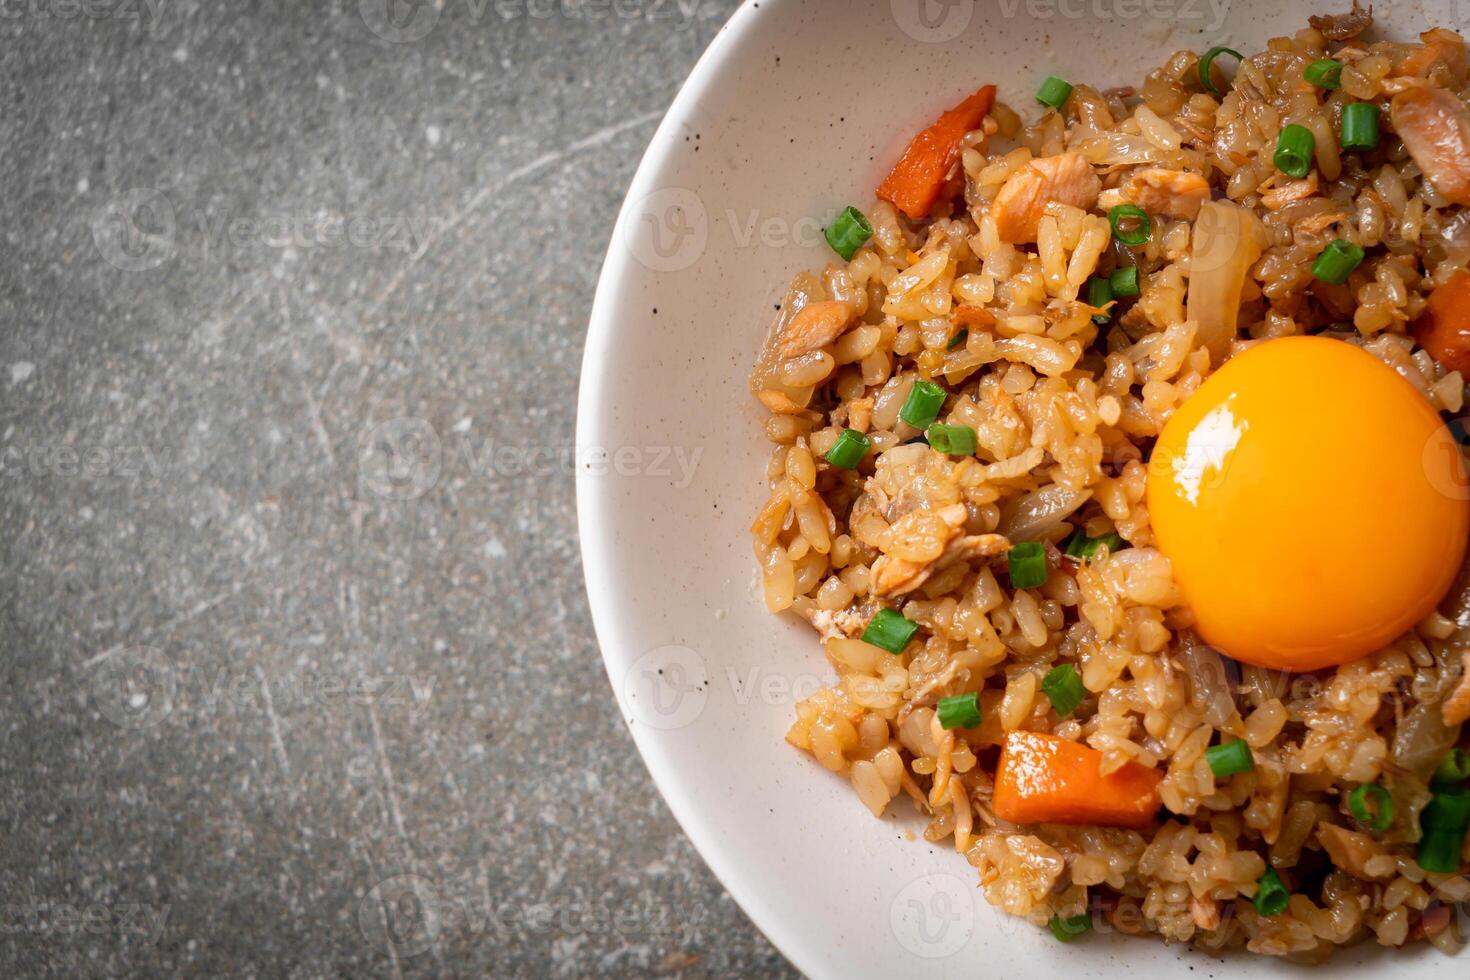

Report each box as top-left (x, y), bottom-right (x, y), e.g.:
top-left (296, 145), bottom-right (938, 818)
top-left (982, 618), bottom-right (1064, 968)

top-left (996, 486), bottom-right (1092, 542)
top-left (1186, 200), bottom-right (1266, 362)
top-left (1392, 700), bottom-right (1462, 780)
top-left (1181, 631), bottom-right (1238, 727)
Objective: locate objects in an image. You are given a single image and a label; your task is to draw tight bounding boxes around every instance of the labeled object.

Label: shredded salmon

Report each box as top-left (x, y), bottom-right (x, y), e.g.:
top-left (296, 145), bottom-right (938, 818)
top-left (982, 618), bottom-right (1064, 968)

top-left (1121, 168), bottom-right (1210, 219)
top-left (991, 153), bottom-right (1102, 244)
top-left (1261, 172), bottom-right (1319, 210)
top-left (1443, 650), bottom-right (1470, 727)
top-left (777, 300), bottom-right (854, 357)
top-left (952, 305), bottom-right (997, 330)
top-left (1391, 86), bottom-right (1470, 206)
top-left (1397, 27), bottom-right (1468, 82)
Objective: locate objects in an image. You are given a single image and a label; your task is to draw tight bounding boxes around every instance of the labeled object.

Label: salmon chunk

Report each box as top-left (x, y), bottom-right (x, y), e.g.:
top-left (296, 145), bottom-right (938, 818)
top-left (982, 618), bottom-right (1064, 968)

top-left (1121, 168), bottom-right (1211, 219)
top-left (991, 153), bottom-right (1101, 243)
top-left (1391, 87), bottom-right (1470, 206)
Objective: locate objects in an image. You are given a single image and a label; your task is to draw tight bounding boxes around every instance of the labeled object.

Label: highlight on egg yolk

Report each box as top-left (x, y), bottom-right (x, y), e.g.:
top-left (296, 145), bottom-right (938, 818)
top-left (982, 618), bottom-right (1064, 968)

top-left (1146, 335), bottom-right (1470, 672)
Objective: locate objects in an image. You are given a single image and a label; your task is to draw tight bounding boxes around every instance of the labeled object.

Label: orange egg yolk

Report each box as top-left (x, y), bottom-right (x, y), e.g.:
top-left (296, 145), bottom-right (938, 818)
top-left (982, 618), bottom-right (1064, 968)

top-left (1146, 336), bottom-right (1469, 672)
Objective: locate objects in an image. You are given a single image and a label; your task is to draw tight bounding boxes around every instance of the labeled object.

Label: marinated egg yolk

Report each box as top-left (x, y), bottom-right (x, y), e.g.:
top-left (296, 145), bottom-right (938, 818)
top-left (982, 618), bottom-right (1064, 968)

top-left (1146, 335), bottom-right (1469, 672)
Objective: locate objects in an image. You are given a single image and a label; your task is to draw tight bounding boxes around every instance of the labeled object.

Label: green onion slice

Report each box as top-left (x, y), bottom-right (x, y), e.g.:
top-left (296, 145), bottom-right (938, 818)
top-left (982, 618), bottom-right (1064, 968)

top-left (1348, 783), bottom-right (1395, 832)
top-left (1042, 663), bottom-right (1087, 718)
top-left (1199, 46), bottom-right (1245, 96)
top-left (1109, 265), bottom-right (1140, 298)
top-left (824, 206), bottom-right (873, 262)
top-left (1048, 913), bottom-right (1092, 942)
top-left (947, 328), bottom-right (968, 350)
top-left (825, 428), bottom-right (871, 470)
top-left (926, 423), bottom-right (977, 457)
top-left (1421, 786), bottom-right (1470, 831)
top-left (1036, 76), bottom-right (1073, 110)
top-left (1418, 827), bottom-right (1467, 874)
top-left (1341, 102), bottom-right (1380, 151)
top-left (1254, 868), bottom-right (1290, 917)
top-left (1274, 124), bottom-right (1316, 178)
top-left (1008, 540), bottom-right (1048, 589)
top-left (1304, 58), bottom-right (1343, 89)
top-left (1435, 748), bottom-right (1470, 786)
top-left (1108, 205), bottom-right (1152, 247)
top-left (1086, 276), bottom-right (1113, 326)
top-left (1311, 239), bottom-right (1365, 285)
top-left (1205, 739), bottom-right (1255, 778)
top-left (898, 379), bottom-right (947, 430)
top-left (937, 691), bottom-right (982, 730)
top-left (860, 608), bottom-right (919, 654)
top-left (1064, 530), bottom-right (1126, 561)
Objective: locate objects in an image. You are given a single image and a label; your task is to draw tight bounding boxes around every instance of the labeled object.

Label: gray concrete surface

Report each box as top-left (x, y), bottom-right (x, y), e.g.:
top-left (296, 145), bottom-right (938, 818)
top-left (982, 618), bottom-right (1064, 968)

top-left (0, 1), bottom-right (797, 976)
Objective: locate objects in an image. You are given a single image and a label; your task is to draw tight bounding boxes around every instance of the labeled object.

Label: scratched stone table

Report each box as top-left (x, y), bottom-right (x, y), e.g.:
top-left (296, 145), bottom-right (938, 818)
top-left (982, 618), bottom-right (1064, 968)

top-left (0, 1), bottom-right (797, 976)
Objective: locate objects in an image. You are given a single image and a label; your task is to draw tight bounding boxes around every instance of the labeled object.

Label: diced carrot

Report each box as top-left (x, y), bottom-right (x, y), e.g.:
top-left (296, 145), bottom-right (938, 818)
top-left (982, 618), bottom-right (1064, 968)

top-left (992, 730), bottom-right (1164, 829)
top-left (1413, 269), bottom-right (1470, 374)
top-left (877, 85), bottom-right (996, 221)
top-left (952, 305), bottom-right (996, 330)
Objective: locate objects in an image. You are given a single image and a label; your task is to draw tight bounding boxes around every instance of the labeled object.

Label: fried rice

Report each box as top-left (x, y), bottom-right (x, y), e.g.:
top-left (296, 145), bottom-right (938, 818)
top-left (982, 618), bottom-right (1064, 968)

top-left (748, 6), bottom-right (1470, 959)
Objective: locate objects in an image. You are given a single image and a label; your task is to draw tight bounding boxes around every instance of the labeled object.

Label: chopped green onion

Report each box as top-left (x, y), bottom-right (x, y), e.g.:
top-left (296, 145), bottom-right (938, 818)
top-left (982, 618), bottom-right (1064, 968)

top-left (1254, 868), bottom-right (1290, 918)
top-left (824, 206), bottom-right (873, 262)
top-left (937, 691), bottom-right (982, 730)
top-left (1042, 663), bottom-right (1087, 718)
top-left (1422, 786), bottom-right (1470, 831)
top-left (926, 423), bottom-right (978, 457)
top-left (1064, 530), bottom-right (1126, 560)
top-left (860, 608), bottom-right (919, 654)
top-left (947, 328), bottom-right (968, 350)
top-left (1341, 102), bottom-right (1380, 151)
top-left (1036, 76), bottom-right (1073, 110)
top-left (1199, 46), bottom-right (1245, 96)
top-left (1304, 58), bottom-right (1343, 89)
top-left (1418, 827), bottom-right (1467, 874)
top-left (898, 379), bottom-right (947, 430)
top-left (1273, 124), bottom-right (1315, 178)
top-left (1048, 913), bottom-right (1092, 942)
top-left (1311, 239), bottom-right (1365, 285)
top-left (1109, 265), bottom-right (1140, 298)
top-left (1008, 540), bottom-right (1048, 589)
top-left (825, 428), bottom-right (871, 470)
top-left (1205, 739), bottom-right (1255, 778)
top-left (1108, 205), bottom-right (1152, 247)
top-left (1435, 748), bottom-right (1470, 786)
top-left (1348, 783), bottom-right (1395, 832)
top-left (1086, 276), bottom-right (1113, 326)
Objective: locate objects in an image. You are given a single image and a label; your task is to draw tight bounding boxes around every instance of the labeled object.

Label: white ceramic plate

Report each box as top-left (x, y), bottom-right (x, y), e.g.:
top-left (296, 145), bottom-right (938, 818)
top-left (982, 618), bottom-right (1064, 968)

top-left (576, 1), bottom-right (1467, 975)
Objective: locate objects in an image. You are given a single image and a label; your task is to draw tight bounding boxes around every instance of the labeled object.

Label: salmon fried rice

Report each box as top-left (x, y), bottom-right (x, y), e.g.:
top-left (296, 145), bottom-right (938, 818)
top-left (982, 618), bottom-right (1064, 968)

top-left (748, 6), bottom-right (1470, 959)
